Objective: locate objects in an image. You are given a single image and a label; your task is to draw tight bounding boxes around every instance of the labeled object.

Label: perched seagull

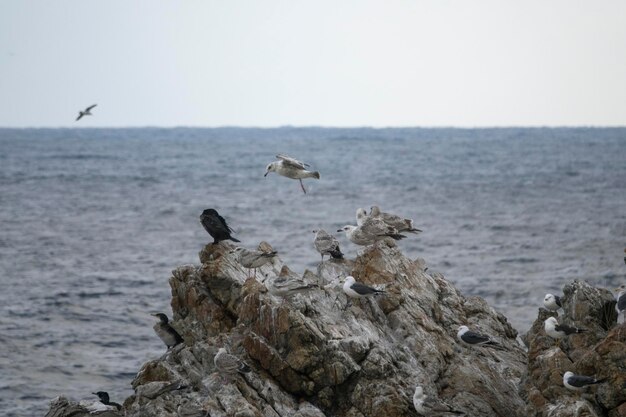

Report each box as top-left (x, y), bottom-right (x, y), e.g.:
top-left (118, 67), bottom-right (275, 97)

top-left (200, 208), bottom-right (240, 244)
top-left (214, 347), bottom-right (251, 381)
top-left (562, 371), bottom-right (606, 392)
top-left (544, 317), bottom-right (586, 340)
top-left (312, 229), bottom-right (343, 261)
top-left (370, 205), bottom-right (422, 234)
top-left (76, 104), bottom-right (97, 121)
top-left (543, 293), bottom-right (563, 312)
top-left (264, 154), bottom-right (320, 194)
top-left (456, 325), bottom-right (502, 348)
top-left (338, 217), bottom-right (405, 247)
top-left (614, 284), bottom-right (626, 323)
top-left (151, 313), bottom-right (184, 349)
top-left (268, 266), bottom-right (318, 299)
top-left (342, 275), bottom-right (384, 308)
top-left (232, 247), bottom-right (278, 278)
top-left (356, 208), bottom-right (369, 226)
top-left (413, 386), bottom-right (463, 416)
top-left (92, 391), bottom-right (122, 411)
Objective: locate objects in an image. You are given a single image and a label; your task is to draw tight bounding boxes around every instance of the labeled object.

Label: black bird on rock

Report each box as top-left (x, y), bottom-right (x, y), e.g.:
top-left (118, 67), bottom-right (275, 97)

top-left (92, 391), bottom-right (122, 410)
top-left (200, 208), bottom-right (240, 244)
top-left (151, 313), bottom-right (184, 349)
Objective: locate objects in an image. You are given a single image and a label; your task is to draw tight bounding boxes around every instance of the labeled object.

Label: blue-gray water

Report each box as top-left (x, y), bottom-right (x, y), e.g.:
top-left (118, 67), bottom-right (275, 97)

top-left (1, 127), bottom-right (625, 416)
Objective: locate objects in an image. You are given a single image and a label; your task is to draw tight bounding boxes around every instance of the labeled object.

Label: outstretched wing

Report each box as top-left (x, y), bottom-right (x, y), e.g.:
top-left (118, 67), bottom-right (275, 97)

top-left (86, 104), bottom-right (97, 111)
top-left (76, 112), bottom-right (83, 121)
top-left (276, 154), bottom-right (309, 169)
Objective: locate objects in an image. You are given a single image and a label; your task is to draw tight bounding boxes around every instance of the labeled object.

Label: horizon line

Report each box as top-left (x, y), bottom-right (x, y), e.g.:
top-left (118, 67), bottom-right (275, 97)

top-left (1, 124), bottom-right (625, 130)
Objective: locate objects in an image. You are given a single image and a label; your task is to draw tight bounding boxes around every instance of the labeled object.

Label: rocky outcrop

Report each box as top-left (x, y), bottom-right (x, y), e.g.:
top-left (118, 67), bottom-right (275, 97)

top-left (48, 240), bottom-right (530, 417)
top-left (522, 281), bottom-right (626, 417)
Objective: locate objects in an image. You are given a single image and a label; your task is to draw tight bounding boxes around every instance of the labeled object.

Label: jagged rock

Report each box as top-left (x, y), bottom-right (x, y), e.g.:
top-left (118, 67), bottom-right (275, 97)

top-left (47, 241), bottom-right (530, 417)
top-left (44, 396), bottom-right (122, 417)
top-left (522, 280), bottom-right (625, 417)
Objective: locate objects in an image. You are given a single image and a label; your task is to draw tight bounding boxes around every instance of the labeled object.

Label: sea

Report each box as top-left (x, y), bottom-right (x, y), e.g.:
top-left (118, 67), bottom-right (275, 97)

top-left (0, 127), bottom-right (624, 416)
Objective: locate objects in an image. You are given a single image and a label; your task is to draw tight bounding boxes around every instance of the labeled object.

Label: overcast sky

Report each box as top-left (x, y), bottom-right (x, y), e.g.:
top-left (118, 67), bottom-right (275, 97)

top-left (1, 1), bottom-right (625, 127)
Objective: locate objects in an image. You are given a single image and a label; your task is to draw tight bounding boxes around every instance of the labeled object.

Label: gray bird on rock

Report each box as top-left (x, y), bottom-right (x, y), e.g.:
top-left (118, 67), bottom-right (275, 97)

top-left (312, 229), bottom-right (343, 261)
top-left (370, 205), bottom-right (422, 234)
top-left (214, 347), bottom-right (251, 381)
top-left (232, 247), bottom-right (278, 278)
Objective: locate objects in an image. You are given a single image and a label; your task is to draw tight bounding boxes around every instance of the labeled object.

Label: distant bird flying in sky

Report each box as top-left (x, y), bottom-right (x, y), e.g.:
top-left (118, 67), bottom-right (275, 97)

top-left (76, 104), bottom-right (97, 121)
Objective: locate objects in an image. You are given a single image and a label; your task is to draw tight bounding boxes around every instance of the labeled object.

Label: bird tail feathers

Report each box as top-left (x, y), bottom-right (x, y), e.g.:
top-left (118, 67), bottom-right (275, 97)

top-left (329, 249), bottom-right (344, 259)
top-left (229, 237), bottom-right (241, 243)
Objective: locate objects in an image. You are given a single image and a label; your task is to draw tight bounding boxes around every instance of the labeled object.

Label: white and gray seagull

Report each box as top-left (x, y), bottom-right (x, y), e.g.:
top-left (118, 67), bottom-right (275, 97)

top-left (456, 325), bottom-right (502, 348)
top-left (338, 214), bottom-right (406, 247)
top-left (562, 371), bottom-right (606, 392)
top-left (264, 154), bottom-right (320, 194)
top-left (213, 347), bottom-right (251, 382)
top-left (356, 208), bottom-right (369, 226)
top-left (342, 275), bottom-right (385, 309)
top-left (76, 104), bottom-right (97, 121)
top-left (544, 317), bottom-right (586, 341)
top-left (370, 205), bottom-right (422, 234)
top-left (312, 229), bottom-right (343, 261)
top-left (614, 284), bottom-right (626, 323)
top-left (267, 266), bottom-right (318, 299)
top-left (231, 247), bottom-right (278, 278)
top-left (413, 385), bottom-right (463, 416)
top-left (543, 293), bottom-right (563, 312)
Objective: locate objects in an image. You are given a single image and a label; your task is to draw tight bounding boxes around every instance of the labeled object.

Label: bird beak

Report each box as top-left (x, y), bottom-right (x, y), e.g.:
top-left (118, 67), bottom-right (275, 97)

top-left (150, 313), bottom-right (157, 316)
top-left (336, 229), bottom-right (342, 232)
top-left (264, 171), bottom-right (269, 177)
top-left (91, 392), bottom-right (97, 395)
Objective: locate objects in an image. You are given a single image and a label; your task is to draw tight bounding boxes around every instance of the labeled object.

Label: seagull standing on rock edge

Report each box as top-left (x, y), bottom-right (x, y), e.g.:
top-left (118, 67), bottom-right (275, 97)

top-left (456, 325), bottom-right (502, 349)
top-left (543, 317), bottom-right (586, 342)
top-left (264, 154), bottom-right (320, 194)
top-left (543, 293), bottom-right (563, 312)
top-left (370, 205), bottom-right (422, 234)
top-left (214, 347), bottom-right (251, 382)
top-left (312, 229), bottom-right (343, 261)
top-left (231, 247), bottom-right (277, 278)
top-left (562, 371), bottom-right (607, 392)
top-left (342, 275), bottom-right (385, 309)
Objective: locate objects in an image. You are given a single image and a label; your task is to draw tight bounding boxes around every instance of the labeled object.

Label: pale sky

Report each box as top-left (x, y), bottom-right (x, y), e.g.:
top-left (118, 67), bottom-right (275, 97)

top-left (1, 1), bottom-right (625, 127)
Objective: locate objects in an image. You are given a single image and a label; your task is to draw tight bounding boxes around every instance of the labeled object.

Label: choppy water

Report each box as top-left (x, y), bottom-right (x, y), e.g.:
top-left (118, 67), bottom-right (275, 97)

top-left (0, 127), bottom-right (625, 416)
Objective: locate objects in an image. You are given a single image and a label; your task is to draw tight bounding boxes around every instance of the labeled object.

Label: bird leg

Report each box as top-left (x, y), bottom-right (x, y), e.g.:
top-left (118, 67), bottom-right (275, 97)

top-left (299, 179), bottom-right (307, 194)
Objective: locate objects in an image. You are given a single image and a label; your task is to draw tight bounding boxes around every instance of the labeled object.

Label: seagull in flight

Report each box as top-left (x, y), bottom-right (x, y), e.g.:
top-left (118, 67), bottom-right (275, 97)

top-left (76, 104), bottom-right (97, 121)
top-left (264, 154), bottom-right (320, 194)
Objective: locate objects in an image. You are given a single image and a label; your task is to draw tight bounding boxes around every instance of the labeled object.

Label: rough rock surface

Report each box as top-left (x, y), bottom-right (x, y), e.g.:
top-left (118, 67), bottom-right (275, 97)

top-left (47, 240), bottom-right (530, 417)
top-left (522, 280), bottom-right (625, 417)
